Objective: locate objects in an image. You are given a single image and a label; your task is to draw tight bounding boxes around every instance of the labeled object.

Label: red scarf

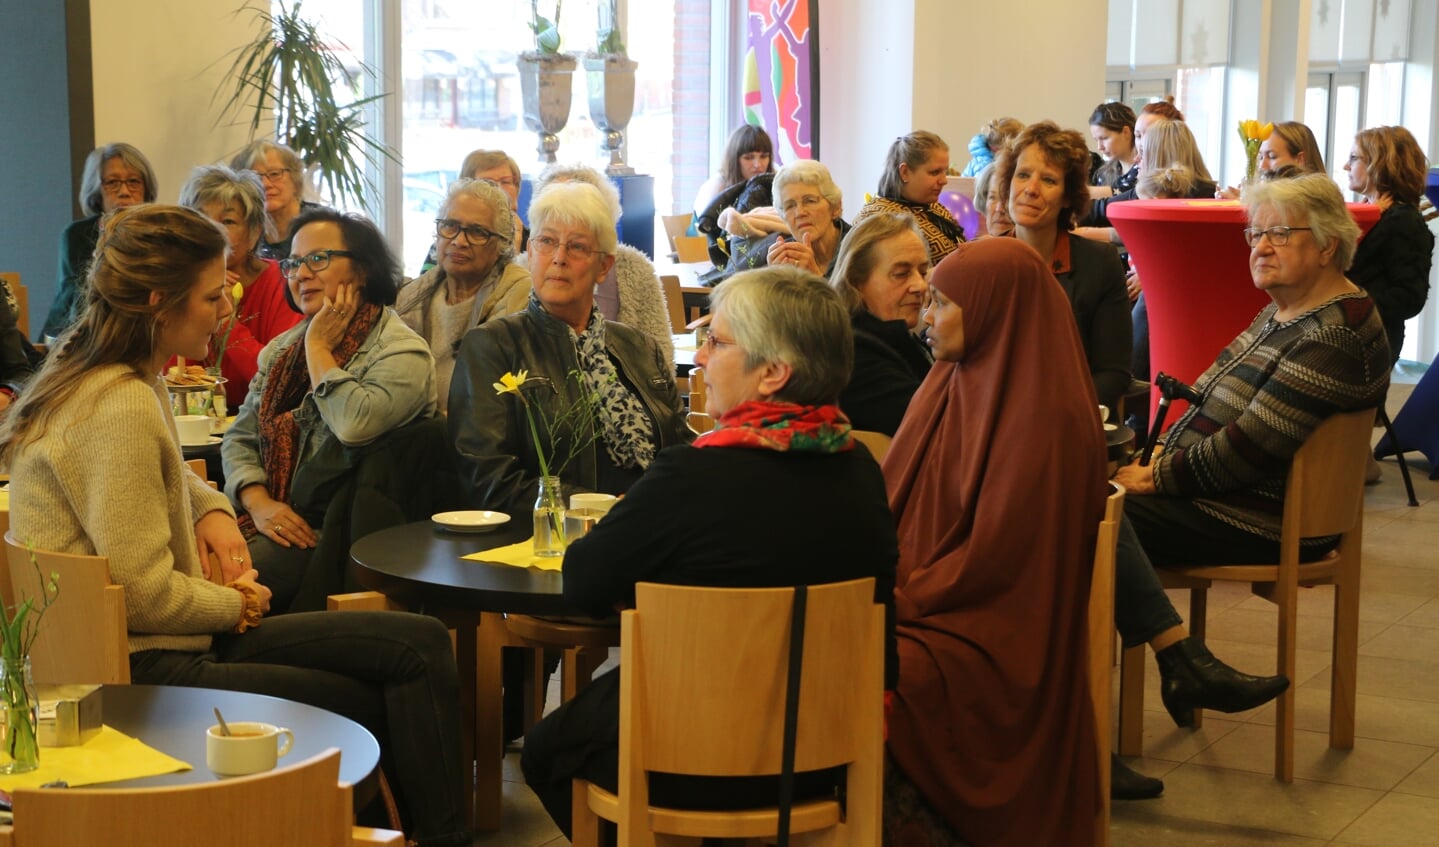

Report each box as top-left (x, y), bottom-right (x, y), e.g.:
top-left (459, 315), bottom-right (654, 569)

top-left (693, 401), bottom-right (854, 453)
top-left (237, 303), bottom-right (381, 537)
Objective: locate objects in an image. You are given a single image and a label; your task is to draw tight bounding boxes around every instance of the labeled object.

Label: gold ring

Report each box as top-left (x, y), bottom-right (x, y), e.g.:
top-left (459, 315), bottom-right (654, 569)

top-left (231, 556), bottom-right (246, 563)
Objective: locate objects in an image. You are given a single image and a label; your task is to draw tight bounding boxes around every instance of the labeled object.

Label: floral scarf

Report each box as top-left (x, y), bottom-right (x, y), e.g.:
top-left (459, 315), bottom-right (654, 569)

top-left (694, 401), bottom-right (855, 452)
top-left (572, 303), bottom-right (656, 470)
top-left (236, 302), bottom-right (381, 537)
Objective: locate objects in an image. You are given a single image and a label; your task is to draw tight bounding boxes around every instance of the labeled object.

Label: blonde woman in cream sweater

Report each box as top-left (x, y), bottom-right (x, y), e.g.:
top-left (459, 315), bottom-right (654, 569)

top-left (0, 205), bottom-right (471, 847)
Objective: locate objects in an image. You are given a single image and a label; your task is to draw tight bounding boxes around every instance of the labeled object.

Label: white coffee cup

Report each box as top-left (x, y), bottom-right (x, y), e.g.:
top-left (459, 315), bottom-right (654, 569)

top-left (175, 414), bottom-right (212, 446)
top-left (206, 721), bottom-right (294, 776)
top-left (569, 492), bottom-right (618, 515)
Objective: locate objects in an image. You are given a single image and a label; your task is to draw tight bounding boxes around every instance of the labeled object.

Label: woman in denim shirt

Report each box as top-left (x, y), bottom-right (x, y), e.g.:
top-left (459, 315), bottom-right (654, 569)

top-left (222, 208), bottom-right (437, 613)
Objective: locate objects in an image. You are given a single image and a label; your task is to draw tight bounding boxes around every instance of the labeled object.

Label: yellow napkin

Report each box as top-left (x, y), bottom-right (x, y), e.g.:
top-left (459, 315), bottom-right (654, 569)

top-left (0, 725), bottom-right (191, 790)
top-left (462, 539), bottom-right (564, 572)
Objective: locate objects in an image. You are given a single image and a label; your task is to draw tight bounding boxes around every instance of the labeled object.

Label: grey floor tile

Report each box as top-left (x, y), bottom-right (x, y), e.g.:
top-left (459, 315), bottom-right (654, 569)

top-left (1303, 654), bottom-right (1439, 702)
top-left (1360, 563), bottom-right (1439, 596)
top-left (1111, 809), bottom-right (1331, 845)
top-left (1398, 597), bottom-right (1439, 628)
top-left (1247, 686), bottom-right (1439, 748)
top-left (1202, 606), bottom-right (1389, 654)
top-left (1394, 750), bottom-right (1439, 799)
top-left (1331, 792), bottom-right (1439, 845)
top-left (1356, 624), bottom-right (1439, 662)
top-left (1128, 712), bottom-right (1246, 763)
top-left (1190, 722), bottom-right (1435, 790)
top-left (1120, 763), bottom-right (1383, 839)
top-left (471, 775), bottom-right (563, 846)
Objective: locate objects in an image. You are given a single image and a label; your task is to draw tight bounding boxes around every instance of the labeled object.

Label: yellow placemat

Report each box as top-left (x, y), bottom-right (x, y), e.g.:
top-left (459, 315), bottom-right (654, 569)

top-left (463, 539), bottom-right (564, 572)
top-left (0, 726), bottom-right (191, 790)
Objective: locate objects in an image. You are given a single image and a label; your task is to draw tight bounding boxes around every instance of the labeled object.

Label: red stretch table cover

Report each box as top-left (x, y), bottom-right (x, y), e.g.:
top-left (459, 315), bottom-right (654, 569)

top-left (1107, 199), bottom-right (1382, 419)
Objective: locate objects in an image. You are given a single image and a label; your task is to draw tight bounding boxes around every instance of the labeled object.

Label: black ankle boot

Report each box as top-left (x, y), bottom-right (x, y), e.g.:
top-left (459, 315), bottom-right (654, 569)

top-left (1110, 753), bottom-right (1163, 800)
top-left (1155, 636), bottom-right (1290, 727)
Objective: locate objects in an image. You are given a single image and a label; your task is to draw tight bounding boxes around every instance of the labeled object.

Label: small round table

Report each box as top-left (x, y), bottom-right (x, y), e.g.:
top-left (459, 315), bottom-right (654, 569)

top-left (351, 520), bottom-right (581, 830)
top-left (101, 684), bottom-right (379, 796)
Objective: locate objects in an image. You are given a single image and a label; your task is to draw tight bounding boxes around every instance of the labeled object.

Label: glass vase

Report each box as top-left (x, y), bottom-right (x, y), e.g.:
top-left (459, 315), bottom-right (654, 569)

top-left (0, 656), bottom-right (39, 774)
top-left (533, 475), bottom-right (566, 557)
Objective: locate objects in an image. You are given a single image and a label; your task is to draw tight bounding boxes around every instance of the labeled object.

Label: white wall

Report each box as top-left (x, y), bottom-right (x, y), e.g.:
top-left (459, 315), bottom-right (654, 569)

top-left (819, 0), bottom-right (1108, 225)
top-left (89, 0), bottom-right (264, 203)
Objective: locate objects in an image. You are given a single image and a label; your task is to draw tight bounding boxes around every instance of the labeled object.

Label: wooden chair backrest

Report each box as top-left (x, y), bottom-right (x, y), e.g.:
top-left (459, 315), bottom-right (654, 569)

top-left (1088, 483), bottom-right (1124, 846)
top-left (624, 578), bottom-right (883, 777)
top-left (674, 235), bottom-right (711, 263)
top-left (660, 275), bottom-right (687, 334)
top-left (4, 531), bottom-right (129, 685)
top-left (688, 366), bottom-right (707, 414)
top-left (660, 214), bottom-right (693, 251)
top-left (850, 430), bottom-right (892, 463)
top-left (0, 748), bottom-right (398, 847)
top-left (679, 286), bottom-right (712, 325)
top-left (1286, 408), bottom-right (1374, 540)
top-left (0, 273), bottom-right (26, 338)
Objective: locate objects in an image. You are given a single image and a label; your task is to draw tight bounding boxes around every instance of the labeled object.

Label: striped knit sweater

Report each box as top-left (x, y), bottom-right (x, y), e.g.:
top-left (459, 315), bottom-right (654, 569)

top-left (1153, 291), bottom-right (1389, 540)
top-left (9, 365), bottom-right (243, 654)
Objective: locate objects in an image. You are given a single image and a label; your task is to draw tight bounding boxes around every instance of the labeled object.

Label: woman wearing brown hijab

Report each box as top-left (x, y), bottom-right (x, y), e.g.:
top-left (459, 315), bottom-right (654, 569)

top-left (882, 237), bottom-right (1104, 845)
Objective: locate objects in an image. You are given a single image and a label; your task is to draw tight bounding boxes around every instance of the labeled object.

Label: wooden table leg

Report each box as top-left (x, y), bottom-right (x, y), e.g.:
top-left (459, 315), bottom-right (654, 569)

top-left (434, 609), bottom-right (480, 831)
top-left (474, 611), bottom-right (510, 830)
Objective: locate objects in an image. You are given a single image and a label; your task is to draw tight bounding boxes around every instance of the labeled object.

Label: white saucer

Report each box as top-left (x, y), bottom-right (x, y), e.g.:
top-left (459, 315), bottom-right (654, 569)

top-left (432, 510), bottom-right (511, 533)
top-left (1103, 423), bottom-right (1118, 432)
top-left (181, 436), bottom-right (222, 447)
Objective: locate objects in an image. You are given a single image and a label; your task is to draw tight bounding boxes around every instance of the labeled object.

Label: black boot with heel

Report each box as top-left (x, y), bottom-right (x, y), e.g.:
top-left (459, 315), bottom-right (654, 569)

top-left (1155, 636), bottom-right (1290, 727)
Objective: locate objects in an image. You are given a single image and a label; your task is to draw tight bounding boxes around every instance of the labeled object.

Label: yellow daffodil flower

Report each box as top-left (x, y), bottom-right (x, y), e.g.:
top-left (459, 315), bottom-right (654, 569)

top-left (493, 370), bottom-right (529, 396)
top-left (232, 282), bottom-right (244, 304)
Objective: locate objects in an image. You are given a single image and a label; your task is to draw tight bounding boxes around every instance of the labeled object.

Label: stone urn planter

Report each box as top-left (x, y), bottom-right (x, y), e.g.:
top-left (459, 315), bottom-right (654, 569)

top-left (584, 54), bottom-right (638, 175)
top-left (519, 52), bottom-right (578, 163)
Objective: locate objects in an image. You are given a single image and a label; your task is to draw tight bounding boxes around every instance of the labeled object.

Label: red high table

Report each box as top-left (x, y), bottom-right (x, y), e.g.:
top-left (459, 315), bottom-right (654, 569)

top-left (1107, 199), bottom-right (1382, 420)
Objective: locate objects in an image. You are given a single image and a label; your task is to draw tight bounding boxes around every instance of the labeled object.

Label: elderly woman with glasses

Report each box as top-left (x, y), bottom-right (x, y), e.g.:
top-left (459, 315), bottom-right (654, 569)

top-left (230, 140), bottom-right (322, 262)
top-left (44, 142), bottom-right (159, 341)
top-left (222, 208), bottom-right (437, 613)
top-left (179, 166), bottom-right (304, 407)
top-left (449, 182), bottom-right (689, 515)
top-left (397, 178), bottom-right (532, 411)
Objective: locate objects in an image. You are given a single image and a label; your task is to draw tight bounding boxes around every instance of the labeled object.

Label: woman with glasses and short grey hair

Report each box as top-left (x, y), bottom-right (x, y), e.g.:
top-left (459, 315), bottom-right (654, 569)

top-left (44, 142), bottom-right (159, 340)
top-left (396, 178), bottom-right (532, 410)
top-left (448, 181), bottom-right (689, 516)
top-left (229, 140), bottom-right (322, 262)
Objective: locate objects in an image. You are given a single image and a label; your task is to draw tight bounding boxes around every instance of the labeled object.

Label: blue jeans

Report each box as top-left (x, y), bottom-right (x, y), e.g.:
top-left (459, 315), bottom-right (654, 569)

top-left (1114, 511), bottom-right (1183, 648)
top-left (131, 610), bottom-right (469, 847)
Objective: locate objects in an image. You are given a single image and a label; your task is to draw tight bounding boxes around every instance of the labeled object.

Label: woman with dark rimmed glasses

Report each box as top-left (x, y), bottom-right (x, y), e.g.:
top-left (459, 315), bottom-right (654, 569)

top-left (223, 207), bottom-right (437, 614)
top-left (396, 178), bottom-right (533, 411)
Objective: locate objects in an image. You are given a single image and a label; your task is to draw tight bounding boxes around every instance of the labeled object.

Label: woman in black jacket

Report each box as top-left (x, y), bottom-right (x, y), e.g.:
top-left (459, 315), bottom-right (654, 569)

top-left (830, 212), bottom-right (933, 435)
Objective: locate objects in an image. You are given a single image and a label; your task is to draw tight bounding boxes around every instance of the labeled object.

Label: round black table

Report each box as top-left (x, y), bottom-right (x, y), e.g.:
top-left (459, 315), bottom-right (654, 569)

top-left (350, 520), bottom-right (582, 830)
top-left (350, 520), bottom-right (575, 616)
top-left (101, 684), bottom-right (379, 796)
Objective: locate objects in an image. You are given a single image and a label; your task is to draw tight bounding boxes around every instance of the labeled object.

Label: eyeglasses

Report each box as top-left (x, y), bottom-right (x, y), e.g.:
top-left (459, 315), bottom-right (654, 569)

top-left (101, 178), bottom-right (144, 193)
top-left (1243, 226), bottom-right (1312, 247)
top-left (257, 168), bottom-right (294, 184)
top-left (701, 333), bottom-right (738, 353)
top-left (435, 218), bottom-right (499, 244)
top-left (279, 249), bottom-right (356, 277)
top-left (530, 235), bottom-right (596, 260)
top-left (478, 175), bottom-right (518, 189)
top-left (781, 195), bottom-right (828, 214)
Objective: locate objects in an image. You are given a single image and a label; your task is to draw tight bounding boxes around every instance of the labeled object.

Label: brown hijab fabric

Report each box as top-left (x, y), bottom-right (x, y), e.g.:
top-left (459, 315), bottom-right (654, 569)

top-left (883, 237), bottom-right (1106, 845)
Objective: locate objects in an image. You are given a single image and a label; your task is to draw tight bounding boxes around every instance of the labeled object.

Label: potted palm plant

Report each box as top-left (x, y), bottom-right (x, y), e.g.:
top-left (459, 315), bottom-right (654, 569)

top-left (519, 0), bottom-right (578, 164)
top-left (585, 0), bottom-right (638, 175)
top-left (217, 0), bottom-right (398, 208)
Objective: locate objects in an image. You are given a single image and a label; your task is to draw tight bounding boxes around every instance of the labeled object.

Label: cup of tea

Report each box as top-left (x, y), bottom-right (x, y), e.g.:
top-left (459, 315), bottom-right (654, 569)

top-left (175, 414), bottom-right (213, 446)
top-left (569, 492), bottom-right (618, 516)
top-left (206, 721), bottom-right (294, 776)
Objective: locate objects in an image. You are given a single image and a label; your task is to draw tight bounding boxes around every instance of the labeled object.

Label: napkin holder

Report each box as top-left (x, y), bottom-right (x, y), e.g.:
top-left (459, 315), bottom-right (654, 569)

top-left (37, 684), bottom-right (102, 747)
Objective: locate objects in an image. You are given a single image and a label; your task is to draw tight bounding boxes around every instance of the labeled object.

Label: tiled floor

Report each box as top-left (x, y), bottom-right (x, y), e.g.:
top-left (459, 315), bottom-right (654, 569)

top-left (475, 380), bottom-right (1437, 847)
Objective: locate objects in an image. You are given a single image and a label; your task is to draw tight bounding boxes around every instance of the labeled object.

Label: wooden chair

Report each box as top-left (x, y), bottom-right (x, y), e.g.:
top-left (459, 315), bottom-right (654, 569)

top-left (685, 367), bottom-right (713, 434)
top-left (571, 578), bottom-right (884, 846)
top-left (660, 275), bottom-right (688, 334)
top-left (4, 531), bottom-right (128, 685)
top-left (1089, 483), bottom-right (1124, 847)
top-left (1116, 408), bottom-right (1374, 781)
top-left (505, 614), bottom-right (619, 703)
top-left (850, 430), bottom-right (892, 463)
top-left (0, 748), bottom-right (401, 847)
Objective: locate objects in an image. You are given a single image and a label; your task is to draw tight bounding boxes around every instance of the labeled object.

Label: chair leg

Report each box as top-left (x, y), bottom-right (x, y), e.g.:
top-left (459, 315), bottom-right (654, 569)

top-left (1187, 589), bottom-right (1209, 730)
top-left (1275, 580), bottom-right (1299, 782)
top-left (1118, 645), bottom-right (1146, 757)
top-left (561, 647), bottom-right (606, 703)
top-left (571, 780), bottom-right (601, 847)
top-left (1331, 579), bottom-right (1361, 749)
top-left (1377, 408), bottom-right (1419, 507)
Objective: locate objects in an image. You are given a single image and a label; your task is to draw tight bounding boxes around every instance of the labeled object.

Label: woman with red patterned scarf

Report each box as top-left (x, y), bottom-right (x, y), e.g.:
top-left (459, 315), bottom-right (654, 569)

top-left (222, 208), bottom-right (437, 614)
top-left (520, 266), bottom-right (899, 840)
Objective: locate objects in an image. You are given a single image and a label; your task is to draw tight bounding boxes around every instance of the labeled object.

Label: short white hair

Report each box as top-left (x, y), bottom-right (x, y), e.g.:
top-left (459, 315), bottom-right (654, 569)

top-left (772, 159), bottom-right (843, 219)
top-left (527, 182), bottom-right (618, 257)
